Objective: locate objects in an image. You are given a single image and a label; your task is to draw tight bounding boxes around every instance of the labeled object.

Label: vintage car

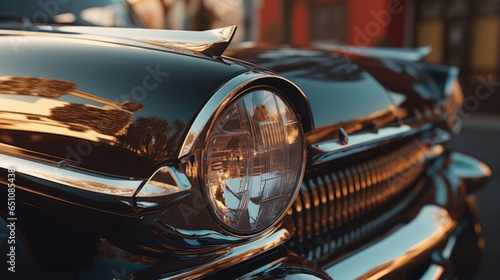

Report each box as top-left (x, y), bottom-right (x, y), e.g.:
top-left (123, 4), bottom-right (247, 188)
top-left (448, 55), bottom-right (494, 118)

top-left (0, 1), bottom-right (492, 280)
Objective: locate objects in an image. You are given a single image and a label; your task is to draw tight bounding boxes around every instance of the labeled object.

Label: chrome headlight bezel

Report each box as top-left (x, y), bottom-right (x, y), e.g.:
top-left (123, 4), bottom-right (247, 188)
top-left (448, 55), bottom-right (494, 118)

top-left (201, 86), bottom-right (306, 236)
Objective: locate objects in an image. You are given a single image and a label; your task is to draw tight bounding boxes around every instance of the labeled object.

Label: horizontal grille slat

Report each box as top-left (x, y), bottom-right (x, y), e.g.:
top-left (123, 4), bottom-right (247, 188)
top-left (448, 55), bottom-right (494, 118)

top-left (290, 138), bottom-right (430, 262)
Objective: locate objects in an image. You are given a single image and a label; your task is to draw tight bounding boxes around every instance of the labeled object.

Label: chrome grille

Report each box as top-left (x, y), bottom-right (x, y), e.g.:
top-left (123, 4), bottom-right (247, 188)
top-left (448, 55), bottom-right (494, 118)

top-left (289, 139), bottom-right (430, 259)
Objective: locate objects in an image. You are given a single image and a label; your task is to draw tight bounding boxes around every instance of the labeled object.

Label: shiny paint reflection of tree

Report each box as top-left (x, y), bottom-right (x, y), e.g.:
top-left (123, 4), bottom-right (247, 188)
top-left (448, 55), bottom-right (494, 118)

top-left (0, 76), bottom-right (77, 98)
top-left (50, 103), bottom-right (135, 135)
top-left (116, 117), bottom-right (185, 162)
top-left (0, 76), bottom-right (187, 166)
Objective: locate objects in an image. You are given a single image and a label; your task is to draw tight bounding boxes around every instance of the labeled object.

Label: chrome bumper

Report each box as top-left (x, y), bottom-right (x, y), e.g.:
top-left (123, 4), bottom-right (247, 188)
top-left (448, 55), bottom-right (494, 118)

top-left (326, 205), bottom-right (456, 279)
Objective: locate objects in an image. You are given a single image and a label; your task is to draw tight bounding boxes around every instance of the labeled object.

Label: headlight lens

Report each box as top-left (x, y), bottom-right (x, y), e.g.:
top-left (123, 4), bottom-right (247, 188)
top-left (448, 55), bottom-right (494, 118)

top-left (204, 89), bottom-right (305, 234)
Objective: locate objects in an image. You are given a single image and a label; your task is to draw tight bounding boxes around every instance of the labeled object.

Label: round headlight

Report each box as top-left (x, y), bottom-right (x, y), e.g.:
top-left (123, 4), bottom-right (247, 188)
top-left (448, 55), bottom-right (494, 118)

top-left (203, 89), bottom-right (305, 234)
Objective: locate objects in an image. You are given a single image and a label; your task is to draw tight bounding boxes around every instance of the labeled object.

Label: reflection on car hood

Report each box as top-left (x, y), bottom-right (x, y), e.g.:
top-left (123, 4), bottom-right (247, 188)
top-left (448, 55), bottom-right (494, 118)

top-left (228, 46), bottom-right (452, 145)
top-left (0, 30), bottom-right (249, 177)
top-left (228, 47), bottom-right (400, 141)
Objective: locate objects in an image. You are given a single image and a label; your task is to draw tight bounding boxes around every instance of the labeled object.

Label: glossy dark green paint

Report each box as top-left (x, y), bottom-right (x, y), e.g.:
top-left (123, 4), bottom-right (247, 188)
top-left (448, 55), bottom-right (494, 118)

top-left (0, 32), bottom-right (249, 177)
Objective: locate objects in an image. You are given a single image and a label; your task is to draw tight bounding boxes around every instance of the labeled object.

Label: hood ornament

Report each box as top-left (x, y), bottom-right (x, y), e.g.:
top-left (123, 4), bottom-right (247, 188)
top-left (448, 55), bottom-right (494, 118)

top-left (44, 25), bottom-right (238, 57)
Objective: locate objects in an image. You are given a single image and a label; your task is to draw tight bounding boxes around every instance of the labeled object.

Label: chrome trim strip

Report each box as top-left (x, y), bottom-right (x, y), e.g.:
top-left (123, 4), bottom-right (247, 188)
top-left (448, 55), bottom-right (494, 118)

top-left (179, 71), bottom-right (264, 157)
top-left (313, 125), bottom-right (412, 153)
top-left (136, 166), bottom-right (191, 197)
top-left (161, 228), bottom-right (291, 280)
top-left (314, 44), bottom-right (432, 61)
top-left (41, 25), bottom-right (237, 57)
top-left (325, 205), bottom-right (456, 279)
top-left (420, 264), bottom-right (445, 280)
top-left (0, 153), bottom-right (143, 197)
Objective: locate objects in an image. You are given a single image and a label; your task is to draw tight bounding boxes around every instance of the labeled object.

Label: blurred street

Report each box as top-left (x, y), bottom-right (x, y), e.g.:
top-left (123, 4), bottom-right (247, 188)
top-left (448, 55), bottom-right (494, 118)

top-left (449, 115), bottom-right (500, 280)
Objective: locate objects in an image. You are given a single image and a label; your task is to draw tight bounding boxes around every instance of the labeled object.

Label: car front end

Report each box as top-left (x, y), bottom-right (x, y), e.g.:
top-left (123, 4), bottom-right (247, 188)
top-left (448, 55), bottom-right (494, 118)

top-left (0, 24), bottom-right (491, 279)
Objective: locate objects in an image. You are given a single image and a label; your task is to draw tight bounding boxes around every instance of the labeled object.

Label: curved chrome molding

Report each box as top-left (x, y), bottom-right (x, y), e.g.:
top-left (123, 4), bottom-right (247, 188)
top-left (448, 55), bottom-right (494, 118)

top-left (419, 264), bottom-right (445, 280)
top-left (178, 71), bottom-right (307, 158)
top-left (325, 205), bottom-right (456, 279)
top-left (314, 44), bottom-right (432, 61)
top-left (160, 228), bottom-right (291, 279)
top-left (313, 125), bottom-right (412, 153)
top-left (0, 153), bottom-right (143, 197)
top-left (41, 25), bottom-right (237, 57)
top-left (136, 166), bottom-right (191, 197)
top-left (448, 152), bottom-right (492, 194)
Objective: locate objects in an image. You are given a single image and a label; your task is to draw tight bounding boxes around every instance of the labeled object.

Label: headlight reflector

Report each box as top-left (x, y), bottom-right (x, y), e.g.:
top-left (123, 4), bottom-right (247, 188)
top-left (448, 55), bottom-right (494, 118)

top-left (204, 89), bottom-right (304, 234)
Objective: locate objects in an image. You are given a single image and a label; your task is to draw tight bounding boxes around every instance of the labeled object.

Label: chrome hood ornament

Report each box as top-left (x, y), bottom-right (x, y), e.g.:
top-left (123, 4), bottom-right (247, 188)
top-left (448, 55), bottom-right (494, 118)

top-left (47, 25), bottom-right (238, 57)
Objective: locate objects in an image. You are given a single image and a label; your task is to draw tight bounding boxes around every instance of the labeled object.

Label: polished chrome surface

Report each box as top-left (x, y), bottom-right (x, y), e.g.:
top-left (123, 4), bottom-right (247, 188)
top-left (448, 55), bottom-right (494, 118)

top-left (325, 205), bottom-right (456, 279)
top-left (291, 138), bottom-right (429, 243)
top-left (315, 44), bottom-right (432, 61)
top-left (290, 174), bottom-right (426, 266)
top-left (179, 71), bottom-right (264, 158)
top-left (0, 151), bottom-right (143, 196)
top-left (420, 264), bottom-right (445, 280)
top-left (160, 228), bottom-right (292, 279)
top-left (449, 152), bottom-right (492, 182)
top-left (313, 125), bottom-right (412, 153)
top-left (43, 25), bottom-right (237, 57)
top-left (137, 166), bottom-right (191, 197)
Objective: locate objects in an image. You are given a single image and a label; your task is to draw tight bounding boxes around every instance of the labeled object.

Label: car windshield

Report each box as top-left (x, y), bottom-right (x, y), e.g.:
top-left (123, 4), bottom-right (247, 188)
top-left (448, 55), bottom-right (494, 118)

top-left (0, 0), bottom-right (141, 27)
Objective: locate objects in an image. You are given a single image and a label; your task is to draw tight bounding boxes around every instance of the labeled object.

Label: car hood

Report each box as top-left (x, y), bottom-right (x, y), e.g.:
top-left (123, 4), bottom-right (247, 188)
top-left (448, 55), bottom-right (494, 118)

top-left (0, 27), bottom-right (457, 178)
top-left (228, 46), bottom-right (457, 145)
top-left (0, 27), bottom-right (250, 178)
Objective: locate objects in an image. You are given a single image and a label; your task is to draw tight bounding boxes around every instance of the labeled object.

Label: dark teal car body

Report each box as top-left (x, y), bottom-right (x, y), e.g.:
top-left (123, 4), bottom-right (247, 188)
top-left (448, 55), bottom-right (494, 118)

top-left (0, 1), bottom-right (491, 279)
